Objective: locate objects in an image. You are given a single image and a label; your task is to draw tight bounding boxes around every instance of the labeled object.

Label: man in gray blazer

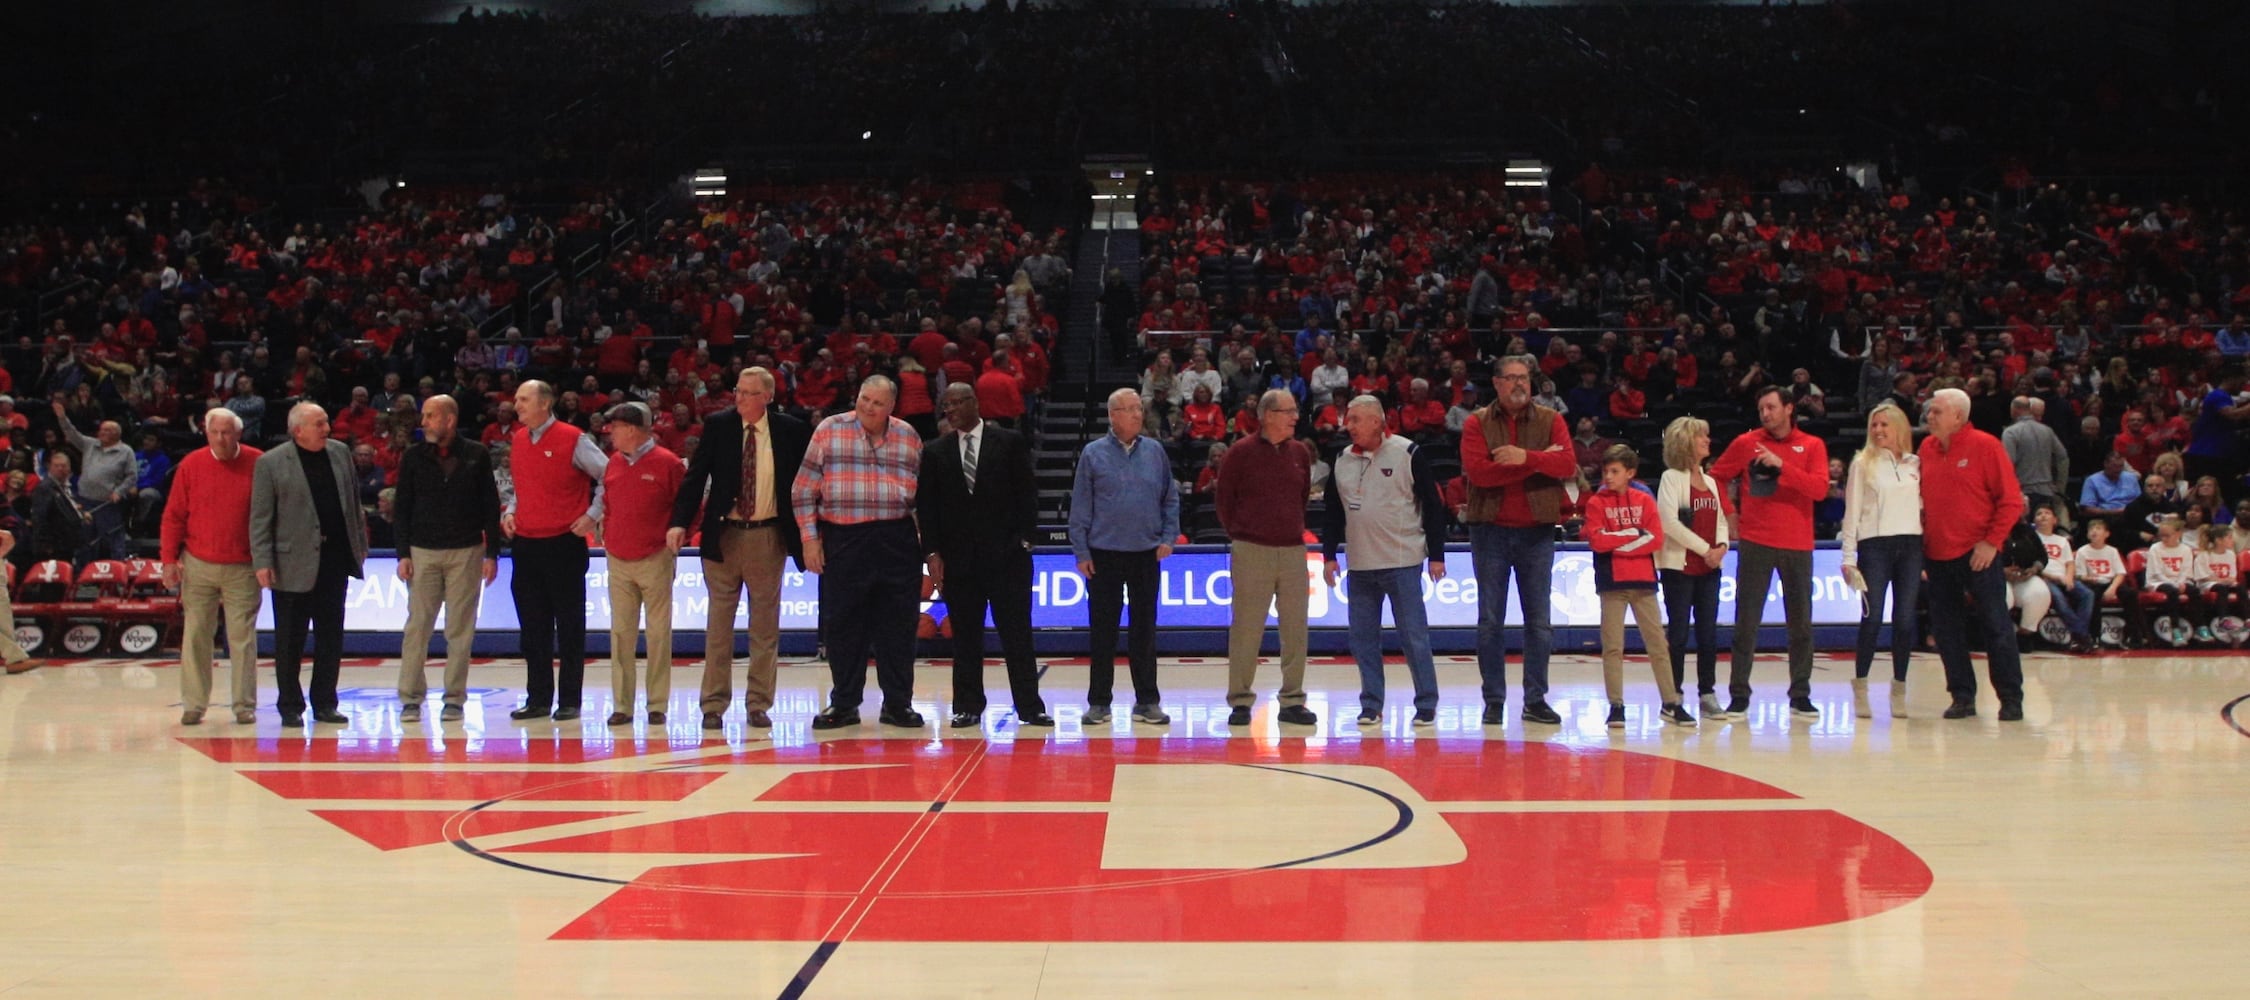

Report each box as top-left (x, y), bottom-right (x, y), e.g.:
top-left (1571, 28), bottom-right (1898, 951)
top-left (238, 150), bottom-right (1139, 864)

top-left (251, 402), bottom-right (368, 728)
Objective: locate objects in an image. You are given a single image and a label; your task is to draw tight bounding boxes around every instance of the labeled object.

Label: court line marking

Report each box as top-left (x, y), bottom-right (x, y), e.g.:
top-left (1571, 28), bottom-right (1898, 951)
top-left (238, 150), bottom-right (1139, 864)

top-left (2223, 694), bottom-right (2250, 740)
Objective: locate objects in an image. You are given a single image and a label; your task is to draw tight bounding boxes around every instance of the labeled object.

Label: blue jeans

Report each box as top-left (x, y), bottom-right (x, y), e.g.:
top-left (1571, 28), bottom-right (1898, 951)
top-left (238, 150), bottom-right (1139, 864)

top-left (1853, 535), bottom-right (1923, 682)
top-left (1926, 554), bottom-right (2024, 704)
top-left (1660, 568), bottom-right (1721, 696)
top-left (1346, 564), bottom-right (1438, 715)
top-left (2047, 580), bottom-right (2096, 640)
top-left (1470, 524), bottom-right (1553, 706)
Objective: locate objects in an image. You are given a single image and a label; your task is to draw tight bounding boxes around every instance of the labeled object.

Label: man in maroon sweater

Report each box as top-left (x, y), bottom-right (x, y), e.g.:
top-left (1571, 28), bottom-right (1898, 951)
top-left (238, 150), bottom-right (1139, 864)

top-left (1709, 385), bottom-right (1831, 721)
top-left (161, 408), bottom-right (262, 725)
top-left (1918, 387), bottom-right (2027, 721)
top-left (1215, 388), bottom-right (1318, 728)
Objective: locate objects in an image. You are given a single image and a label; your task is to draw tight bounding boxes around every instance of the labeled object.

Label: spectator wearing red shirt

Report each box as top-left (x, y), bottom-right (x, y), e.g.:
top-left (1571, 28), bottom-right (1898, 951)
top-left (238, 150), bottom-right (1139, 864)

top-left (975, 351), bottom-right (1027, 428)
top-left (1180, 385), bottom-right (1227, 442)
top-left (332, 386), bottom-right (380, 445)
top-left (795, 356), bottom-right (840, 415)
top-left (1917, 387), bottom-right (2027, 721)
top-left (1608, 377), bottom-right (1647, 421)
top-left (2112, 409), bottom-right (2159, 473)
top-left (1389, 379), bottom-right (1447, 439)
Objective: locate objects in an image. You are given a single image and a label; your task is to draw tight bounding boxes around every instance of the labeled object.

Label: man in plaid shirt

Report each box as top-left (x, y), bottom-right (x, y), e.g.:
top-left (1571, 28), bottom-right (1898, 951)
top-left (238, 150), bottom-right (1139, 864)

top-left (794, 374), bottom-right (928, 728)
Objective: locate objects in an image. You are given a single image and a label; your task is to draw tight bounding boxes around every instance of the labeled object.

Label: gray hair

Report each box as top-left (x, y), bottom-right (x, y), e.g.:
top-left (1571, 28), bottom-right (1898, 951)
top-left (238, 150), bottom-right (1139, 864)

top-left (1107, 387), bottom-right (1143, 411)
top-left (1927, 387), bottom-right (1970, 421)
top-left (859, 373), bottom-right (898, 403)
top-left (1346, 394), bottom-right (1387, 418)
top-left (1498, 354), bottom-right (1539, 376)
top-left (203, 407), bottom-right (242, 432)
top-left (1257, 388), bottom-right (1296, 418)
top-left (286, 401), bottom-right (326, 433)
top-left (520, 379), bottom-right (556, 404)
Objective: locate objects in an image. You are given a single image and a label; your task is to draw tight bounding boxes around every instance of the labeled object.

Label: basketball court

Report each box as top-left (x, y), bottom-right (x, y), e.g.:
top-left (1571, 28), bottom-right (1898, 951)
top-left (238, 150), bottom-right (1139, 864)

top-left (0, 651), bottom-right (2241, 998)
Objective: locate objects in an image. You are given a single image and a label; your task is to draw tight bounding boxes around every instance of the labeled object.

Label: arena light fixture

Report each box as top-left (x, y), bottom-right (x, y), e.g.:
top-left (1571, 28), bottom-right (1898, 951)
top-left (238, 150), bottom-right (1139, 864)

top-left (693, 167), bottom-right (727, 199)
top-left (1503, 159), bottom-right (1549, 189)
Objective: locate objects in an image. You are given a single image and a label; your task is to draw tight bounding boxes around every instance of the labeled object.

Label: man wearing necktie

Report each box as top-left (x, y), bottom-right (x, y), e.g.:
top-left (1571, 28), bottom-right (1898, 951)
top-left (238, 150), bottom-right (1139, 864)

top-left (670, 367), bottom-right (812, 731)
top-left (918, 383), bottom-right (1050, 729)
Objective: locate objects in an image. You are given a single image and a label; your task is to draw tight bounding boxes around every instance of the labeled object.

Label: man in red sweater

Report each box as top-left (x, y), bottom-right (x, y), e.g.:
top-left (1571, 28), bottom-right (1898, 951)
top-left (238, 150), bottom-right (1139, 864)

top-left (161, 407), bottom-right (263, 725)
top-left (599, 403), bottom-right (685, 728)
top-left (1918, 387), bottom-right (2027, 721)
top-left (1709, 385), bottom-right (1831, 721)
top-left (1459, 355), bottom-right (1576, 727)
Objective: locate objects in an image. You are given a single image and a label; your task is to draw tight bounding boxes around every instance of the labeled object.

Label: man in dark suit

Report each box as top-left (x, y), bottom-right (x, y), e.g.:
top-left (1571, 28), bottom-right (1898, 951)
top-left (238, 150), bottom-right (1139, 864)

top-left (668, 367), bottom-right (811, 731)
top-left (918, 383), bottom-right (1051, 728)
top-left (28, 451), bottom-right (89, 566)
top-left (250, 403), bottom-right (369, 728)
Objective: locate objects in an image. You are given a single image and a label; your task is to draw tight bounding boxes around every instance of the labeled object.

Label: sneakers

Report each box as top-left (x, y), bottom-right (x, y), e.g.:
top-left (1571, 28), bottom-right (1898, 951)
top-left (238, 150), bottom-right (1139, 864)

top-left (1412, 708), bottom-right (1436, 727)
top-left (399, 703), bottom-right (421, 723)
top-left (1888, 683), bottom-right (1909, 719)
top-left (1942, 700), bottom-right (1977, 720)
top-left (1790, 697), bottom-right (1819, 718)
top-left (1698, 693), bottom-right (1724, 718)
top-left (1723, 697), bottom-right (1749, 720)
top-left (1131, 703), bottom-right (1171, 725)
top-left (1660, 703), bottom-right (1697, 727)
top-left (1605, 704), bottom-right (1626, 729)
top-left (1082, 706), bottom-right (1112, 725)
top-left (438, 704), bottom-right (463, 723)
top-left (1356, 711), bottom-right (1381, 726)
top-left (1851, 678), bottom-right (1871, 719)
top-left (1275, 705), bottom-right (1318, 726)
top-left (1521, 701), bottom-right (1561, 725)
top-left (1480, 703), bottom-right (1506, 726)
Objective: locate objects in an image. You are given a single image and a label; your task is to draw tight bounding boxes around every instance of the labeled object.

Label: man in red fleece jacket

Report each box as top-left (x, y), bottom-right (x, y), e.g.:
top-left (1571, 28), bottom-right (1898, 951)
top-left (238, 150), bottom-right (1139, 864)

top-left (1710, 385), bottom-right (1831, 721)
top-left (1918, 387), bottom-right (2028, 721)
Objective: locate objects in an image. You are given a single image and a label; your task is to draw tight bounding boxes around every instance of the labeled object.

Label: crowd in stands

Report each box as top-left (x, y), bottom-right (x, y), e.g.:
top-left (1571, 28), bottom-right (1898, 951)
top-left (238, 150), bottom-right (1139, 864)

top-left (1121, 166), bottom-right (2250, 645)
top-left (0, 177), bottom-right (1067, 575)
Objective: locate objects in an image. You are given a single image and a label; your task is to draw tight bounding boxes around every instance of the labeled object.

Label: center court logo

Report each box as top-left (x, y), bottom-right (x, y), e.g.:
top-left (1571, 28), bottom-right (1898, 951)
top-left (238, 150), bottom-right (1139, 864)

top-left (183, 736), bottom-right (1932, 943)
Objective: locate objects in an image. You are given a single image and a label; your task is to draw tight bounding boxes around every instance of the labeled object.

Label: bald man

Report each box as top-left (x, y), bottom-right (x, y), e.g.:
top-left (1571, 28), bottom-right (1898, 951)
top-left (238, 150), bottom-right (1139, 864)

top-left (251, 403), bottom-right (368, 728)
top-left (54, 401), bottom-right (137, 560)
top-left (392, 395), bottom-right (504, 724)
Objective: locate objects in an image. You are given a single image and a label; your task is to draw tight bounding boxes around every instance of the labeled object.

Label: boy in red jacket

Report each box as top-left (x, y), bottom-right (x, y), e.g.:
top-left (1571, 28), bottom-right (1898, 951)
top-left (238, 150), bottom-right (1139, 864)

top-left (1586, 445), bottom-right (1694, 728)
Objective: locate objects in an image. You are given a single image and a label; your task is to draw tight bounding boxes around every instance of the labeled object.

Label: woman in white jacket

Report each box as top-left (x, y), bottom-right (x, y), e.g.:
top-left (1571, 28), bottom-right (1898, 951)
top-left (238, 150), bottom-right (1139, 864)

top-left (1657, 416), bottom-right (1732, 718)
top-left (1837, 403), bottom-right (1923, 719)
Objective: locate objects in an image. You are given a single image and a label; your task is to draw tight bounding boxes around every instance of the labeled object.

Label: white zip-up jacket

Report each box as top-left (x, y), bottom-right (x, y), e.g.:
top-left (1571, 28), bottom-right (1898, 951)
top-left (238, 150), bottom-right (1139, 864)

top-left (1838, 448), bottom-right (1923, 568)
top-left (1655, 467), bottom-right (1732, 572)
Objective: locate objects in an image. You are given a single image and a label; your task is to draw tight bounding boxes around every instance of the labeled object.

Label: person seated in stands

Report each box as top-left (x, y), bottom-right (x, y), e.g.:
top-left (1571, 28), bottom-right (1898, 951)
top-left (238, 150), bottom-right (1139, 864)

top-left (1191, 442), bottom-right (1227, 496)
top-left (1446, 384), bottom-right (1479, 435)
top-left (1563, 366), bottom-right (1607, 419)
top-left (1389, 379), bottom-right (1446, 441)
top-left (1608, 375), bottom-right (1647, 422)
top-left (1788, 368), bottom-right (1828, 419)
top-left (1182, 385), bottom-right (1228, 443)
top-left (1571, 416), bottom-right (1616, 486)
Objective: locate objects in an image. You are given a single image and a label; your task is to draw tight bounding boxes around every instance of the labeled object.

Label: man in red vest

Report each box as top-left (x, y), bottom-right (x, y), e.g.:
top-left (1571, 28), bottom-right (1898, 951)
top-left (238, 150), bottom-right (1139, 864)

top-left (503, 380), bottom-right (608, 722)
top-left (600, 402), bottom-right (685, 727)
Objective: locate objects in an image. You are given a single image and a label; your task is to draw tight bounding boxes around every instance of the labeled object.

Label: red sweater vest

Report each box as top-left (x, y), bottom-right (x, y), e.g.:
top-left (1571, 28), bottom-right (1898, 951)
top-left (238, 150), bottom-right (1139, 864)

top-left (512, 422), bottom-right (592, 539)
top-left (601, 446), bottom-right (683, 561)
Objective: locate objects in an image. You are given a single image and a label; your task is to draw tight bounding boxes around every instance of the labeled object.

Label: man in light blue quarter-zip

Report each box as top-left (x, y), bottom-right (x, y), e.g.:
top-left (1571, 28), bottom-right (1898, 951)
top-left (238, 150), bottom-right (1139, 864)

top-left (1068, 387), bottom-right (1180, 726)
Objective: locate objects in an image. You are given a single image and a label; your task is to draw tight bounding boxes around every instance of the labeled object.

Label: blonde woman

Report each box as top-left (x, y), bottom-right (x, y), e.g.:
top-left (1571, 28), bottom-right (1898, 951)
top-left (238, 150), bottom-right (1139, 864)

top-left (1837, 402), bottom-right (1923, 719)
top-left (1655, 416), bottom-right (1732, 718)
top-left (1003, 270), bottom-right (1036, 332)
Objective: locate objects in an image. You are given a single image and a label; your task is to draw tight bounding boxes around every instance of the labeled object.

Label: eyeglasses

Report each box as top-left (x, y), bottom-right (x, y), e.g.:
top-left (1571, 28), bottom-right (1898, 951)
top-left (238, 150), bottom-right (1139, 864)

top-left (1497, 374), bottom-right (1532, 383)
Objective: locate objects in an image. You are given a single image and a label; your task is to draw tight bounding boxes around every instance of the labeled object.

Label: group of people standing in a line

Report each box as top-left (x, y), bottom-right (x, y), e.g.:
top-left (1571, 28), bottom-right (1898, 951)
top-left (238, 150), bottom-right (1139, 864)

top-left (142, 356), bottom-right (2040, 730)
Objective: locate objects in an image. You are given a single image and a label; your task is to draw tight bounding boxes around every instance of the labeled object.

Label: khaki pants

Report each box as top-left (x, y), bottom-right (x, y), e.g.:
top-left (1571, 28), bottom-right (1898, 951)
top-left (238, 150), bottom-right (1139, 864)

top-left (1601, 589), bottom-right (1681, 705)
top-left (1225, 540), bottom-right (1309, 708)
top-left (700, 525), bottom-right (787, 714)
top-left (397, 545), bottom-right (486, 706)
top-left (179, 554), bottom-right (262, 713)
top-left (608, 550), bottom-right (675, 711)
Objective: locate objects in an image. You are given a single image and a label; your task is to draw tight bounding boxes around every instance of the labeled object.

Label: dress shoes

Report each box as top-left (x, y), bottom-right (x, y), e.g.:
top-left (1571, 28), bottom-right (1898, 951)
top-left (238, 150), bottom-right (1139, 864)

top-left (702, 712), bottom-right (725, 730)
top-left (605, 711), bottom-right (632, 727)
top-left (647, 710), bottom-right (666, 726)
top-left (550, 706), bottom-right (581, 722)
top-left (949, 712), bottom-right (981, 729)
top-left (811, 709), bottom-right (861, 730)
top-left (509, 704), bottom-right (551, 721)
top-left (1018, 712), bottom-right (1056, 727)
top-left (180, 709), bottom-right (205, 726)
top-left (234, 708), bottom-right (257, 725)
top-left (746, 710), bottom-right (772, 729)
top-left (280, 712), bottom-right (304, 728)
top-left (439, 705), bottom-right (464, 722)
top-left (5, 657), bottom-right (45, 674)
top-left (312, 709), bottom-right (349, 725)
top-left (879, 708), bottom-right (927, 728)
top-left (398, 704), bottom-right (421, 723)
top-left (1226, 706), bottom-right (1252, 726)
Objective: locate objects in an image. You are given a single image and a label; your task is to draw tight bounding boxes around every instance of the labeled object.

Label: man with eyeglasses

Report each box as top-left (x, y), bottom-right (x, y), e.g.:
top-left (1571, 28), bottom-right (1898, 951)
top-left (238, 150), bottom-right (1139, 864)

top-left (1215, 388), bottom-right (1319, 727)
top-left (1460, 355), bottom-right (1576, 727)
